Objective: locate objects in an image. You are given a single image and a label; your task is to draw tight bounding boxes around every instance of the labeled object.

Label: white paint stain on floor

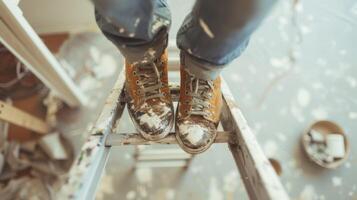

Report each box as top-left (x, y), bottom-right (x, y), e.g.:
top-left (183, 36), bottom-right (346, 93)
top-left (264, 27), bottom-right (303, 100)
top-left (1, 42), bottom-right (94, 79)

top-left (297, 88), bottom-right (310, 107)
top-left (208, 177), bottom-right (223, 200)
top-left (135, 168), bottom-right (153, 185)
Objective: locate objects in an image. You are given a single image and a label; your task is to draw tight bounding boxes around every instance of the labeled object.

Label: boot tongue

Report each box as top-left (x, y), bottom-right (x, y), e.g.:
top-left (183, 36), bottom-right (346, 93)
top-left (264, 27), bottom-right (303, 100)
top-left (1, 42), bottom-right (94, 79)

top-left (135, 60), bottom-right (163, 100)
top-left (186, 77), bottom-right (214, 119)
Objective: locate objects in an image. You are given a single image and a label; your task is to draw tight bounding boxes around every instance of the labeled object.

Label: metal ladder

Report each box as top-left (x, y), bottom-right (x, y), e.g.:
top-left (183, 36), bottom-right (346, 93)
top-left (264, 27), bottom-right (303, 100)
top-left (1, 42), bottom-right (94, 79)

top-left (57, 45), bottom-right (290, 200)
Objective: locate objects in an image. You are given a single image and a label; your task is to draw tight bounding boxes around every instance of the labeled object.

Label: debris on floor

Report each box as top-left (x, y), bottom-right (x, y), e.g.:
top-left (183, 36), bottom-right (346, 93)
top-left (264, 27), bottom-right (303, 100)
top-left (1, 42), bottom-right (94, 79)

top-left (0, 126), bottom-right (74, 200)
top-left (0, 42), bottom-right (75, 200)
top-left (302, 120), bottom-right (349, 168)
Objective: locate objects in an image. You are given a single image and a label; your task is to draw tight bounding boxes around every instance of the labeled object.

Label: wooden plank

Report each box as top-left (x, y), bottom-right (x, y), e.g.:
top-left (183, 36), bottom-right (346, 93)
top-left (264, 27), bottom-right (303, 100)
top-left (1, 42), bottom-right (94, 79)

top-left (220, 79), bottom-right (289, 200)
top-left (0, 0), bottom-right (86, 106)
top-left (57, 69), bottom-right (126, 199)
top-left (105, 131), bottom-right (232, 146)
top-left (0, 100), bottom-right (50, 134)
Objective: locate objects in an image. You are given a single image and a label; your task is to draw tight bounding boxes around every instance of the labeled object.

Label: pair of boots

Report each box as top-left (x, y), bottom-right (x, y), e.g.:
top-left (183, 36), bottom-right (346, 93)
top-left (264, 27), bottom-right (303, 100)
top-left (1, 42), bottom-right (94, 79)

top-left (125, 50), bottom-right (222, 154)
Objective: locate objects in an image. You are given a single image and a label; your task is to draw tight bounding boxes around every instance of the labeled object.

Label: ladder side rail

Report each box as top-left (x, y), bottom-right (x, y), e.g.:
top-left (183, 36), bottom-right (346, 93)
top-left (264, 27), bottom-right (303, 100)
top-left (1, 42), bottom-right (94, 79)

top-left (220, 79), bottom-right (289, 200)
top-left (0, 0), bottom-right (86, 106)
top-left (57, 69), bottom-right (126, 199)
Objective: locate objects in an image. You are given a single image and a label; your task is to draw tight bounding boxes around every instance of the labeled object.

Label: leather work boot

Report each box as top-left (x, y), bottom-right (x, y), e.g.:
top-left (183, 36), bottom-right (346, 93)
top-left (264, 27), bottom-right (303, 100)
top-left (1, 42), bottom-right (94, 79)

top-left (176, 66), bottom-right (222, 154)
top-left (125, 50), bottom-right (174, 141)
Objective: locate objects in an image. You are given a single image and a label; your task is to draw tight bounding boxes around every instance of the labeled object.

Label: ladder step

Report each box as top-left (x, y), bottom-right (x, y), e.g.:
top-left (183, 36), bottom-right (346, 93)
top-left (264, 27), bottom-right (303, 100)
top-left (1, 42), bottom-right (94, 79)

top-left (137, 154), bottom-right (191, 161)
top-left (136, 149), bottom-right (192, 161)
top-left (105, 131), bottom-right (231, 146)
top-left (135, 160), bottom-right (188, 168)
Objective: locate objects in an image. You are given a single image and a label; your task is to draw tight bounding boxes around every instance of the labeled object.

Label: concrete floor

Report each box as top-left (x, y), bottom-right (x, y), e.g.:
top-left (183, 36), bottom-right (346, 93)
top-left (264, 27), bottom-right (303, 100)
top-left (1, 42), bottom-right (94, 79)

top-left (58, 0), bottom-right (357, 199)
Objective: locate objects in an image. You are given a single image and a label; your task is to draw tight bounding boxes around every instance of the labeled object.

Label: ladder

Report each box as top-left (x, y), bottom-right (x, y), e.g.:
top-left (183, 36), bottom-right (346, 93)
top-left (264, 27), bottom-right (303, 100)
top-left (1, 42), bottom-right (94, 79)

top-left (57, 48), bottom-right (289, 200)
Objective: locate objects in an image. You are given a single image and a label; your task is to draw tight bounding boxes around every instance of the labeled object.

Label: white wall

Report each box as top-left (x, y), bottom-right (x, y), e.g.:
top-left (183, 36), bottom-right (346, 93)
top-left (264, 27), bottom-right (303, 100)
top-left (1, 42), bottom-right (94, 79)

top-left (19, 0), bottom-right (98, 34)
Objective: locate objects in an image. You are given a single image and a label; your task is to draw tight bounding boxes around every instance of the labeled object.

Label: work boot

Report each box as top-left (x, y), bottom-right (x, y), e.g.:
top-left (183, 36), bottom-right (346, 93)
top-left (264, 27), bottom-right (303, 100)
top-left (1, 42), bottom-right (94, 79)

top-left (125, 50), bottom-right (174, 141)
top-left (176, 65), bottom-right (222, 154)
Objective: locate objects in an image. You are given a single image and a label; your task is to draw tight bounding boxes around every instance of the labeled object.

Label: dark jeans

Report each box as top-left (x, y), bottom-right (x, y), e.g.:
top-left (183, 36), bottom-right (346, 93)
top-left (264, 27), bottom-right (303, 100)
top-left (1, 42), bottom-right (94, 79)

top-left (94, 0), bottom-right (276, 79)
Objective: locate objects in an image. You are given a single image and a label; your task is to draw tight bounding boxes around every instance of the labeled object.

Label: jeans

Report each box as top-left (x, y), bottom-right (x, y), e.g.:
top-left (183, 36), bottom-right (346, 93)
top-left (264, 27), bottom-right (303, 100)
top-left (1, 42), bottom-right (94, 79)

top-left (94, 0), bottom-right (276, 80)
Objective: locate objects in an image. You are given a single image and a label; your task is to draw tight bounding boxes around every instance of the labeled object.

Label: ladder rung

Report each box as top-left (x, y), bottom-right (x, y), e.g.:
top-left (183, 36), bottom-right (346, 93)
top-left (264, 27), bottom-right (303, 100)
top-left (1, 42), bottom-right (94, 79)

top-left (136, 149), bottom-right (192, 161)
top-left (105, 131), bottom-right (231, 146)
top-left (135, 160), bottom-right (188, 168)
top-left (137, 154), bottom-right (192, 161)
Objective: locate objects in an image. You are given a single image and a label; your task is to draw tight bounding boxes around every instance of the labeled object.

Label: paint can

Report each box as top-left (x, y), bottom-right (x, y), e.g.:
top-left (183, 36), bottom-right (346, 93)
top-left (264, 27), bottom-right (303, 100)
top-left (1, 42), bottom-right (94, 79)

top-left (301, 120), bottom-right (350, 169)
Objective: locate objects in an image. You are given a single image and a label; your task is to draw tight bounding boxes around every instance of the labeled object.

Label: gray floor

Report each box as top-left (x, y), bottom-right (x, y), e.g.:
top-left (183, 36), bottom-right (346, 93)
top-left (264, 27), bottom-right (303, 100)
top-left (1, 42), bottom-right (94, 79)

top-left (58, 0), bottom-right (357, 199)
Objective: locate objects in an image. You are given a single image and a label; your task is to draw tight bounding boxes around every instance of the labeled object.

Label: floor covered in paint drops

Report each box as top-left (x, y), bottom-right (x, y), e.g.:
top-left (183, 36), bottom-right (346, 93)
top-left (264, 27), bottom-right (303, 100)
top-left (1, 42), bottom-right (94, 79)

top-left (57, 0), bottom-right (357, 199)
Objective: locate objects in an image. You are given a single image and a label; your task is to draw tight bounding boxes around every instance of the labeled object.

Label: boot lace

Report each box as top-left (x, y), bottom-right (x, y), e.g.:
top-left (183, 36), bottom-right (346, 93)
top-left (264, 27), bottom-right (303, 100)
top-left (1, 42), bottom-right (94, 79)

top-left (134, 59), bottom-right (165, 101)
top-left (185, 74), bottom-right (214, 119)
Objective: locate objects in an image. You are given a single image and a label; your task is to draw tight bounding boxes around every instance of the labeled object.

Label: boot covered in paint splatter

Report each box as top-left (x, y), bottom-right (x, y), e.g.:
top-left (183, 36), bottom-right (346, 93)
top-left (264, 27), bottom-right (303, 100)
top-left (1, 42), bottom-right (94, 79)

top-left (176, 66), bottom-right (222, 154)
top-left (125, 50), bottom-right (174, 141)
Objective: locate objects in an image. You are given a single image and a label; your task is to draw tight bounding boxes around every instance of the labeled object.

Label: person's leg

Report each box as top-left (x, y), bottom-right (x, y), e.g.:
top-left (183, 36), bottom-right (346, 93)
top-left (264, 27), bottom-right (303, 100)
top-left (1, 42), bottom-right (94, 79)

top-left (94, 0), bottom-right (171, 63)
top-left (177, 0), bottom-right (276, 80)
top-left (176, 0), bottom-right (276, 154)
top-left (94, 0), bottom-right (175, 141)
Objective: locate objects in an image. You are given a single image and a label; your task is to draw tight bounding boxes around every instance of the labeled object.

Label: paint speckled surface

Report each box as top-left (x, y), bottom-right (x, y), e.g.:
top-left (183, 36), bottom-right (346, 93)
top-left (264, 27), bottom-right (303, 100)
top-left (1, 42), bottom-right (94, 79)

top-left (57, 0), bottom-right (357, 199)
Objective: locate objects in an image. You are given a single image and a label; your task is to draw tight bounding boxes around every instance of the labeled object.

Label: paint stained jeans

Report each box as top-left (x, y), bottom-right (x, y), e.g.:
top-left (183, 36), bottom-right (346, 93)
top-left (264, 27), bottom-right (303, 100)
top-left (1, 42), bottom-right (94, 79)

top-left (94, 0), bottom-right (275, 80)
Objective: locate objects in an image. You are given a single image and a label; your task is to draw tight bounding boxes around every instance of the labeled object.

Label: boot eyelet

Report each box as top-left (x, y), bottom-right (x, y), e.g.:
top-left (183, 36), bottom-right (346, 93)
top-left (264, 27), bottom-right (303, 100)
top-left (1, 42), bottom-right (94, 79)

top-left (133, 71), bottom-right (137, 75)
top-left (185, 91), bottom-right (188, 95)
top-left (136, 80), bottom-right (139, 84)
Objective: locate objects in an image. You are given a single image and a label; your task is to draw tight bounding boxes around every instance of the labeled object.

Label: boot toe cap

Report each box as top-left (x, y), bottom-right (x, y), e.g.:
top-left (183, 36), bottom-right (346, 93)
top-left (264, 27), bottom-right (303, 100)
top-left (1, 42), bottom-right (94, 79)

top-left (134, 103), bottom-right (174, 139)
top-left (177, 121), bottom-right (216, 151)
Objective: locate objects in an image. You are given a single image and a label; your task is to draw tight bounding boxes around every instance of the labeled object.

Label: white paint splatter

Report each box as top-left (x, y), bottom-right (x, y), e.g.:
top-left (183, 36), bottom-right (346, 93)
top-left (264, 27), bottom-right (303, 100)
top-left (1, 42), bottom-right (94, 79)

top-left (350, 3), bottom-right (357, 16)
top-left (119, 28), bottom-right (125, 33)
top-left (151, 15), bottom-right (170, 33)
top-left (129, 33), bottom-right (135, 38)
top-left (89, 46), bottom-right (101, 62)
top-left (93, 55), bottom-right (117, 79)
top-left (346, 76), bottom-right (357, 88)
top-left (300, 25), bottom-right (311, 35)
top-left (332, 177), bottom-right (342, 187)
top-left (263, 140), bottom-right (278, 157)
top-left (104, 17), bottom-right (112, 23)
top-left (299, 185), bottom-right (317, 200)
top-left (199, 18), bottom-right (215, 39)
top-left (297, 88), bottom-right (310, 107)
top-left (311, 107), bottom-right (328, 119)
top-left (349, 112), bottom-right (357, 119)
top-left (138, 106), bottom-right (170, 130)
top-left (165, 189), bottom-right (175, 200)
top-left (270, 57), bottom-right (289, 69)
top-left (135, 168), bottom-right (152, 184)
top-left (208, 178), bottom-right (223, 200)
top-left (277, 132), bottom-right (287, 142)
top-left (147, 48), bottom-right (156, 57)
top-left (179, 124), bottom-right (207, 145)
top-left (134, 18), bottom-right (141, 27)
top-left (126, 190), bottom-right (136, 199)
top-left (79, 76), bottom-right (102, 91)
top-left (339, 49), bottom-right (347, 55)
